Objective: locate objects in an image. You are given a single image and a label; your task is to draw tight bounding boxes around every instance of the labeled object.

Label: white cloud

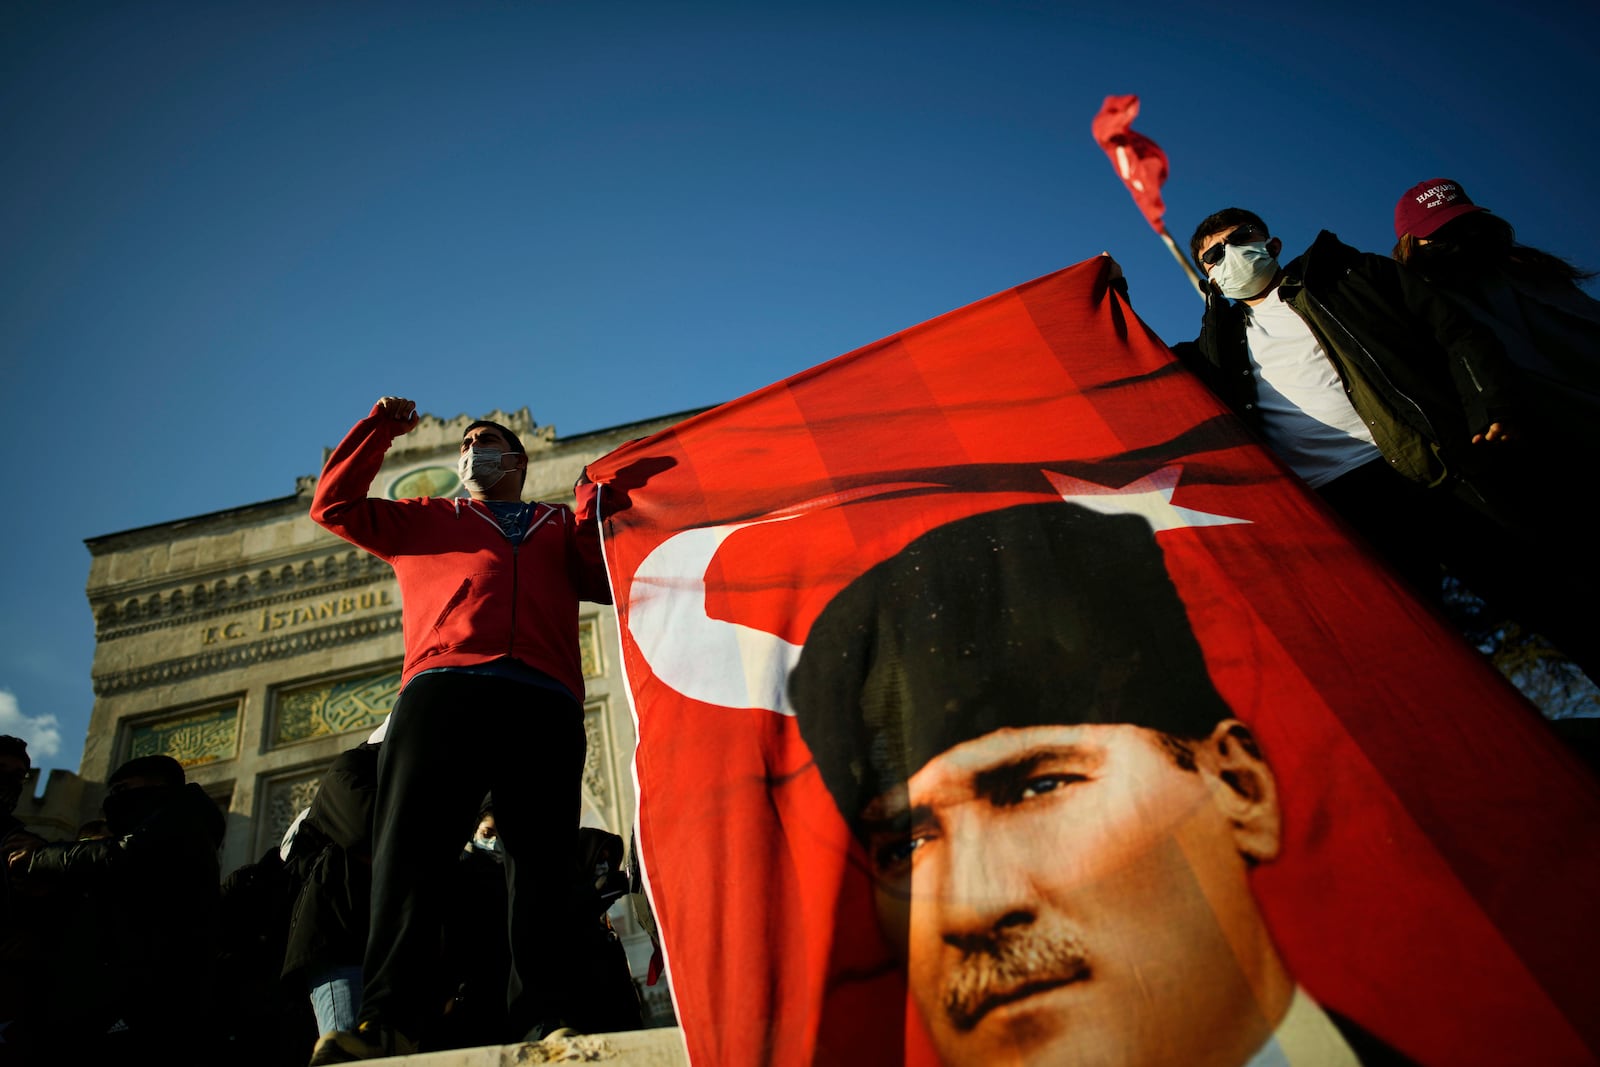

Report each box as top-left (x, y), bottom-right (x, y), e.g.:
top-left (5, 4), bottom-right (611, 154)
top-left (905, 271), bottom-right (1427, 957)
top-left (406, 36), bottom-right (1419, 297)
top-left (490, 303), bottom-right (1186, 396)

top-left (0, 689), bottom-right (62, 759)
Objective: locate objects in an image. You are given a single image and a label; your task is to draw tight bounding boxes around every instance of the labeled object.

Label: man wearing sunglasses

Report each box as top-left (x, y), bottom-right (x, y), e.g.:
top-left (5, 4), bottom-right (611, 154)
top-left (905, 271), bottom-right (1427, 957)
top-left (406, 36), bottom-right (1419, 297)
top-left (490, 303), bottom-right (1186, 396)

top-left (1172, 209), bottom-right (1599, 682)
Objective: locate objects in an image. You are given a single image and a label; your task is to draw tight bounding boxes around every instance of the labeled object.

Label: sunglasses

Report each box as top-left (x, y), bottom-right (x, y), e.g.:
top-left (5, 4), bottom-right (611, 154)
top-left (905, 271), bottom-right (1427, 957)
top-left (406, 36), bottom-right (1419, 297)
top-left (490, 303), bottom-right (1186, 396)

top-left (1199, 226), bottom-right (1267, 268)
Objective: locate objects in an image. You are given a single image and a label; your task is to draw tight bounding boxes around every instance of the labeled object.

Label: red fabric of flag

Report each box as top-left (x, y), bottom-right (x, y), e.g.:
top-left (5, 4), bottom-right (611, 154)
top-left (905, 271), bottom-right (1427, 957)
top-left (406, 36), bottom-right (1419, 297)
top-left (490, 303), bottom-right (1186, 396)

top-left (1092, 94), bottom-right (1171, 233)
top-left (587, 257), bottom-right (1600, 1066)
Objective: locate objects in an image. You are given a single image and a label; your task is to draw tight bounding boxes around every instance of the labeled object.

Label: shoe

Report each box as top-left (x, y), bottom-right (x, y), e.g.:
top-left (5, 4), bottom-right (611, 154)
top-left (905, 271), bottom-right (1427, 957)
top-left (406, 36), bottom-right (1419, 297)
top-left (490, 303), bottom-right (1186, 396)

top-left (308, 1032), bottom-right (346, 1066)
top-left (307, 1021), bottom-right (419, 1063)
top-left (522, 1018), bottom-right (581, 1042)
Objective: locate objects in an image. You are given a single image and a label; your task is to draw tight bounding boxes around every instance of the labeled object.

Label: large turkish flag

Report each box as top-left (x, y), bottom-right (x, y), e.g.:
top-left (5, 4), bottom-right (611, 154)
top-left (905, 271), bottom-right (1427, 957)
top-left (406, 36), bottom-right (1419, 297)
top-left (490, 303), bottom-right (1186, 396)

top-left (586, 256), bottom-right (1600, 1066)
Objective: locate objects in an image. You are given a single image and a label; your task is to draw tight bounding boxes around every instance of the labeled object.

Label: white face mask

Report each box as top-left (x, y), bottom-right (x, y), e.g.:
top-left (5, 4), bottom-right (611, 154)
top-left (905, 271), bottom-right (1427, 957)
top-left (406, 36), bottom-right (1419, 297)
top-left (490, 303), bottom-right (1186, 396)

top-left (1209, 241), bottom-right (1280, 300)
top-left (459, 448), bottom-right (509, 494)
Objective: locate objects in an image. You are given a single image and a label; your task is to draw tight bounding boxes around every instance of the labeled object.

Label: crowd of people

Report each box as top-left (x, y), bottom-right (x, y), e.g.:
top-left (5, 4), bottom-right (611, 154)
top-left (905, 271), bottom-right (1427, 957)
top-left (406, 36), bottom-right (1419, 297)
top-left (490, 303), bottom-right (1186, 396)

top-left (1, 174), bottom-right (1596, 1066)
top-left (0, 733), bottom-right (648, 1067)
top-left (2, 395), bottom-right (641, 1065)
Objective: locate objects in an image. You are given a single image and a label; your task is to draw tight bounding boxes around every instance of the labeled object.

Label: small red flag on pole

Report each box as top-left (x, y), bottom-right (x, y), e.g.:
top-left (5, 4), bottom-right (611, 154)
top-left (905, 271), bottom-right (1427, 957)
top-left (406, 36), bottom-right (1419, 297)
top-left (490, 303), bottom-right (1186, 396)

top-left (1092, 94), bottom-right (1204, 296)
top-left (1092, 94), bottom-right (1169, 232)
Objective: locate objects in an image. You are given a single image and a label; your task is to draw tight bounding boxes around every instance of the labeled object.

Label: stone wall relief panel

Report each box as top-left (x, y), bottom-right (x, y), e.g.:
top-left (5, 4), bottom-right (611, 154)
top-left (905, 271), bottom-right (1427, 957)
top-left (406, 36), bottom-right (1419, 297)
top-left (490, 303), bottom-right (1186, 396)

top-left (581, 698), bottom-right (616, 833)
top-left (271, 664), bottom-right (402, 748)
top-left (579, 615), bottom-right (603, 680)
top-left (256, 765), bottom-right (330, 858)
top-left (124, 697), bottom-right (243, 769)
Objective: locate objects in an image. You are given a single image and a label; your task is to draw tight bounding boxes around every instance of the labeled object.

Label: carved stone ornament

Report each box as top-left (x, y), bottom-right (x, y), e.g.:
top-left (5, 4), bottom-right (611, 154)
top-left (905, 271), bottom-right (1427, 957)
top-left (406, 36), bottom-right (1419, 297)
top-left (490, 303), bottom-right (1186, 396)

top-left (262, 769), bottom-right (327, 855)
top-left (93, 612), bottom-right (402, 696)
top-left (274, 668), bottom-right (401, 746)
top-left (580, 617), bottom-right (602, 679)
top-left (582, 700), bottom-right (611, 822)
top-left (94, 551), bottom-right (392, 638)
top-left (127, 702), bottom-right (240, 768)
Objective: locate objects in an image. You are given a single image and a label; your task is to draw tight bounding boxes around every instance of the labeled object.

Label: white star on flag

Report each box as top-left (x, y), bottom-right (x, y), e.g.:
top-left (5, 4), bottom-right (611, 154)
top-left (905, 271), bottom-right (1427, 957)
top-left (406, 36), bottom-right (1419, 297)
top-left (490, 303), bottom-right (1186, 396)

top-left (1043, 465), bottom-right (1249, 533)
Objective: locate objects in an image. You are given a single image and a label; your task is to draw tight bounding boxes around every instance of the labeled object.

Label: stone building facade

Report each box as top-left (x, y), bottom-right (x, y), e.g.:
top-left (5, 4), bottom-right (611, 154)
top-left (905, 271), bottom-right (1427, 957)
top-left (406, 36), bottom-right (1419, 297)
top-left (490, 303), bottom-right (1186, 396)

top-left (67, 404), bottom-right (697, 1025)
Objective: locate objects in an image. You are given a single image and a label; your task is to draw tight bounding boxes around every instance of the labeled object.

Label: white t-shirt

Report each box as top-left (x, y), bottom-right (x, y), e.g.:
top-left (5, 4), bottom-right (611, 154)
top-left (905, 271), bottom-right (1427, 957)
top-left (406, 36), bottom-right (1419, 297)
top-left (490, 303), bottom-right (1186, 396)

top-left (1244, 289), bottom-right (1381, 487)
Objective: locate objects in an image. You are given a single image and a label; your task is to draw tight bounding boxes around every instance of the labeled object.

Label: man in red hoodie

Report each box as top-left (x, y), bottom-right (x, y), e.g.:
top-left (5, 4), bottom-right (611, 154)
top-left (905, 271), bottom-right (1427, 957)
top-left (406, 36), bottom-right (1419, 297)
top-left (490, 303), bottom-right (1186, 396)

top-left (310, 396), bottom-right (612, 1061)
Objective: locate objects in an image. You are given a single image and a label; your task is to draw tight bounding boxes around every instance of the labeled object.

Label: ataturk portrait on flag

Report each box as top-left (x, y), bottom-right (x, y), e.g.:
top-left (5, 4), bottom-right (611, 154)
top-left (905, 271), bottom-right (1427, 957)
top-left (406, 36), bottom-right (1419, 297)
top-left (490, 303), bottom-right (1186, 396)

top-left (787, 501), bottom-right (1372, 1067)
top-left (585, 256), bottom-right (1600, 1066)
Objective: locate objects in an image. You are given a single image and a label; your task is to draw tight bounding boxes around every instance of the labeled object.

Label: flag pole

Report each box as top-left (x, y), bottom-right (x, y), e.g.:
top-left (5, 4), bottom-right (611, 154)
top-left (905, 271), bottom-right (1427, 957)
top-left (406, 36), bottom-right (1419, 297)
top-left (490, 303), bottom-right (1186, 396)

top-left (1157, 226), bottom-right (1206, 299)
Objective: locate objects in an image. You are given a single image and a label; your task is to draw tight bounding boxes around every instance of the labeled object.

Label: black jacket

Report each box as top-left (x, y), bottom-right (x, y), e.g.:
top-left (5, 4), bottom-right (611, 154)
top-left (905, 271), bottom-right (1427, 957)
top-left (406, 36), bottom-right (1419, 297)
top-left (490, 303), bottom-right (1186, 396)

top-left (281, 743), bottom-right (379, 981)
top-left (1425, 269), bottom-right (1600, 470)
top-left (24, 782), bottom-right (226, 1032)
top-left (1174, 231), bottom-right (1515, 489)
top-left (26, 781), bottom-right (224, 921)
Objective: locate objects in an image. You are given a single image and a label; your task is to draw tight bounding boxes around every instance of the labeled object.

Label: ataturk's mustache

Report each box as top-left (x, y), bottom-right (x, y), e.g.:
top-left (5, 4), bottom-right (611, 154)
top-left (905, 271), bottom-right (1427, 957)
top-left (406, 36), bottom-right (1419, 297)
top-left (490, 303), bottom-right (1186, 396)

top-left (942, 922), bottom-right (1091, 1032)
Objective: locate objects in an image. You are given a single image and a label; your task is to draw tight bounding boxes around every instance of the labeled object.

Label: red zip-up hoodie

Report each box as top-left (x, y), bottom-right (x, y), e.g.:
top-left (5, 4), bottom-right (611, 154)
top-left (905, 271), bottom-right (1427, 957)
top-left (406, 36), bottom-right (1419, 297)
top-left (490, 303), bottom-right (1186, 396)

top-left (310, 404), bottom-right (612, 698)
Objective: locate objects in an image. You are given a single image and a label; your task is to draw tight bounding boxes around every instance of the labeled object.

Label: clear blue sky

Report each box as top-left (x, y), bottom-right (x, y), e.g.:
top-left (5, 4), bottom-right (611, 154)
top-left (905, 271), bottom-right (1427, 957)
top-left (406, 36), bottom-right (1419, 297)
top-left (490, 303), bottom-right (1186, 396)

top-left (4, 0), bottom-right (1597, 779)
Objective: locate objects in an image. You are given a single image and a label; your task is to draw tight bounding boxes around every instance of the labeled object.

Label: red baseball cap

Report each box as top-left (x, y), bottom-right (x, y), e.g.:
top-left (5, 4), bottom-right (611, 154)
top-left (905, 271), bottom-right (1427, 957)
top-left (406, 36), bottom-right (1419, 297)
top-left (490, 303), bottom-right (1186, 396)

top-left (1394, 178), bottom-right (1486, 240)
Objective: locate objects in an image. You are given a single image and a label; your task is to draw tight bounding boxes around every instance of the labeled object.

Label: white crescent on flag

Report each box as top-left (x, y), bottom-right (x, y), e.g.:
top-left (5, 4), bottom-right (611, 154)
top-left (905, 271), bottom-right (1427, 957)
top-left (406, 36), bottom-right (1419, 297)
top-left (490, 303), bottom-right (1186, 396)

top-left (627, 515), bottom-right (805, 716)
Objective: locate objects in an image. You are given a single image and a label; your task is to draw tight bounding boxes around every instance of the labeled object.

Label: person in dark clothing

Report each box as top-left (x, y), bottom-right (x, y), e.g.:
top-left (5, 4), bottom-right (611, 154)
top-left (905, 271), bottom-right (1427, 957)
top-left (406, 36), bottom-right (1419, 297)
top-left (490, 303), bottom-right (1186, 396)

top-left (1391, 177), bottom-right (1600, 474)
top-left (433, 815), bottom-right (641, 1050)
top-left (0, 735), bottom-right (50, 1066)
top-left (0, 736), bottom-right (38, 854)
top-left (0, 736), bottom-right (43, 920)
top-left (567, 827), bottom-right (643, 1036)
top-left (217, 848), bottom-right (315, 1067)
top-left (292, 743), bottom-right (381, 1065)
top-left (1175, 208), bottom-right (1600, 679)
top-left (430, 804), bottom-right (515, 1051)
top-left (12, 754), bottom-right (226, 1064)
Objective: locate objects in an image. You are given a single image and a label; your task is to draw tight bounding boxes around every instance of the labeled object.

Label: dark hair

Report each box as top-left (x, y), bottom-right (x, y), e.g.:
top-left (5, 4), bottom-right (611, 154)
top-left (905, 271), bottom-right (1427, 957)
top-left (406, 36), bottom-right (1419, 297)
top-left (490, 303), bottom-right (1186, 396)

top-left (109, 754), bottom-right (186, 789)
top-left (788, 502), bottom-right (1232, 834)
top-left (0, 735), bottom-right (29, 767)
top-left (463, 420), bottom-right (524, 457)
top-left (1392, 212), bottom-right (1594, 287)
top-left (1189, 208), bottom-right (1270, 267)
top-left (463, 419), bottom-right (527, 492)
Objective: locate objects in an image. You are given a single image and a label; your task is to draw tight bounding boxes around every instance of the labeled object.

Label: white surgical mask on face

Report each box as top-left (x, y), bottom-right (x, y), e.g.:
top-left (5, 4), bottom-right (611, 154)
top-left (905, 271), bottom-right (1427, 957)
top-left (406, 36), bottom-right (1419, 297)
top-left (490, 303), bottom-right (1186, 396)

top-left (459, 448), bottom-right (508, 494)
top-left (1209, 241), bottom-right (1280, 300)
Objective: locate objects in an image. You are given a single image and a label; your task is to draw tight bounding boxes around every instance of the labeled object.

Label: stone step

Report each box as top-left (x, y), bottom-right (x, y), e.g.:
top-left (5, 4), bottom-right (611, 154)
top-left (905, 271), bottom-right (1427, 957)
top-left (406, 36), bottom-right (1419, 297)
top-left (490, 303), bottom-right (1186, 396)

top-left (319, 1028), bottom-right (689, 1066)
